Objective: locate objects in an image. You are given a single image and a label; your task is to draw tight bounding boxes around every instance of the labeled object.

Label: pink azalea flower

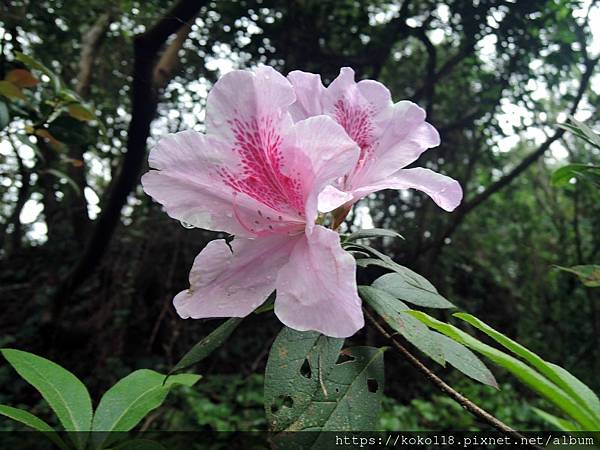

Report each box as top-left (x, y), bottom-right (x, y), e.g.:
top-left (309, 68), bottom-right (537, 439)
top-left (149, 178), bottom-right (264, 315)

top-left (287, 68), bottom-right (463, 216)
top-left (142, 67), bottom-right (364, 338)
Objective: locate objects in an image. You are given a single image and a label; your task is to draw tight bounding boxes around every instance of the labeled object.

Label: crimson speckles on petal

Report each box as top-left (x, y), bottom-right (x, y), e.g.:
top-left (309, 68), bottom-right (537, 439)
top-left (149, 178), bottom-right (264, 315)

top-left (333, 98), bottom-right (378, 175)
top-left (219, 116), bottom-right (305, 216)
top-left (333, 99), bottom-right (375, 157)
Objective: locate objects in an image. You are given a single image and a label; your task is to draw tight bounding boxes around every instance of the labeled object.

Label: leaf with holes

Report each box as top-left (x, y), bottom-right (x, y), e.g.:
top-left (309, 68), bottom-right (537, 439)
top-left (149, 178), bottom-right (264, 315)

top-left (359, 285), bottom-right (444, 365)
top-left (372, 272), bottom-right (455, 309)
top-left (169, 318), bottom-right (242, 375)
top-left (264, 327), bottom-right (384, 448)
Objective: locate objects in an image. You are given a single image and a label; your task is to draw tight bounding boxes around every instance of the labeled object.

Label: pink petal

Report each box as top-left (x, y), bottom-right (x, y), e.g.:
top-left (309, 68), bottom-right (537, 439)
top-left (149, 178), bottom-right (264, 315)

top-left (174, 234), bottom-right (298, 319)
top-left (317, 185), bottom-right (354, 213)
top-left (274, 225), bottom-right (364, 338)
top-left (203, 67), bottom-right (315, 221)
top-left (282, 116), bottom-right (360, 227)
top-left (206, 66), bottom-right (295, 144)
top-left (143, 130), bottom-right (249, 236)
top-left (287, 70), bottom-right (326, 121)
top-left (351, 168), bottom-right (463, 212)
top-left (356, 79), bottom-right (392, 110)
top-left (356, 101), bottom-right (440, 183)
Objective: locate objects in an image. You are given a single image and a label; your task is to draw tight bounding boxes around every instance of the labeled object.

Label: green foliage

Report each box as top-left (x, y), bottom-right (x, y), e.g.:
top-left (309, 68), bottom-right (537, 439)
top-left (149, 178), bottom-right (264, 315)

top-left (551, 164), bottom-right (600, 187)
top-left (359, 285), bottom-right (445, 365)
top-left (0, 349), bottom-right (200, 449)
top-left (264, 327), bottom-right (384, 441)
top-left (433, 333), bottom-right (498, 389)
top-left (1, 349), bottom-right (93, 442)
top-left (408, 312), bottom-right (600, 431)
top-left (555, 265), bottom-right (600, 287)
top-left (0, 405), bottom-right (69, 449)
top-left (169, 318), bottom-right (243, 375)
top-left (92, 370), bottom-right (200, 432)
top-left (558, 118), bottom-right (600, 151)
top-left (372, 272), bottom-right (455, 309)
top-left (380, 381), bottom-right (548, 431)
top-left (344, 228), bottom-right (403, 242)
top-left (165, 374), bottom-right (266, 431)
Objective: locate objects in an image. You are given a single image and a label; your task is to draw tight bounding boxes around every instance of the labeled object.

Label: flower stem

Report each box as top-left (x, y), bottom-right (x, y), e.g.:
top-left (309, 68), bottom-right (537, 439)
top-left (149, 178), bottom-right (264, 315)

top-left (364, 308), bottom-right (542, 449)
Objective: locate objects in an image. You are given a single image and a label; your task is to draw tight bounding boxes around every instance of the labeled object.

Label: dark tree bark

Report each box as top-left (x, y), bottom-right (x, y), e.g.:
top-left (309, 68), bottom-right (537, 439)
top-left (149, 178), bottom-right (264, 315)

top-left (52, 0), bottom-right (206, 317)
top-left (67, 13), bottom-right (114, 245)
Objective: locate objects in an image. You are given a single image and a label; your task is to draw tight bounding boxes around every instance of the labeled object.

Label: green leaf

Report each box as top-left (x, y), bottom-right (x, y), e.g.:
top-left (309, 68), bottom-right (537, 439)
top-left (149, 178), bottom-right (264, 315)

top-left (67, 103), bottom-right (96, 122)
top-left (0, 405), bottom-right (70, 450)
top-left (264, 327), bottom-right (384, 447)
top-left (454, 312), bottom-right (600, 419)
top-left (532, 407), bottom-right (580, 432)
top-left (45, 169), bottom-right (82, 197)
top-left (345, 228), bottom-right (403, 242)
top-left (555, 265), bottom-right (600, 287)
top-left (92, 369), bottom-right (200, 432)
top-left (48, 115), bottom-right (97, 145)
top-left (432, 332), bottom-right (498, 388)
top-left (359, 285), bottom-right (444, 365)
top-left (0, 349), bottom-right (92, 434)
top-left (0, 100), bottom-right (9, 130)
top-left (561, 117), bottom-right (600, 148)
top-left (372, 272), bottom-right (455, 309)
top-left (169, 318), bottom-right (242, 375)
top-left (15, 52), bottom-right (61, 92)
top-left (0, 81), bottom-right (24, 100)
top-left (406, 312), bottom-right (600, 431)
top-left (551, 164), bottom-right (600, 187)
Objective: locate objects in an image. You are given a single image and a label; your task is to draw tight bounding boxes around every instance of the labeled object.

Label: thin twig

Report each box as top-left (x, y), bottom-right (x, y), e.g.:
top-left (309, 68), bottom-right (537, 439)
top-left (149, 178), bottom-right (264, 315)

top-left (364, 308), bottom-right (541, 449)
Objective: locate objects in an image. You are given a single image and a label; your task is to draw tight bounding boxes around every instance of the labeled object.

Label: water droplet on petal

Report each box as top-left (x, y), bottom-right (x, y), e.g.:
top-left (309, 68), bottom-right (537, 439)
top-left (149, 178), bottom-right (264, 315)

top-left (180, 220), bottom-right (195, 229)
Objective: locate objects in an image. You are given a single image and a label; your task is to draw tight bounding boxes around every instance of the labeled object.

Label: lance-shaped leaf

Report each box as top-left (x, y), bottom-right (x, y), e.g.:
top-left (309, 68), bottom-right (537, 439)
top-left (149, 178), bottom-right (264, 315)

top-left (551, 164), bottom-right (600, 187)
top-left (344, 228), bottom-right (403, 242)
top-left (407, 312), bottom-right (600, 431)
top-left (264, 327), bottom-right (384, 448)
top-left (0, 349), bottom-right (92, 437)
top-left (555, 265), bottom-right (600, 288)
top-left (372, 272), bottom-right (454, 309)
top-left (359, 285), bottom-right (444, 365)
top-left (453, 312), bottom-right (600, 419)
top-left (92, 369), bottom-right (200, 432)
top-left (532, 407), bottom-right (580, 432)
top-left (169, 318), bottom-right (242, 375)
top-left (0, 405), bottom-right (69, 450)
top-left (432, 332), bottom-right (498, 388)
